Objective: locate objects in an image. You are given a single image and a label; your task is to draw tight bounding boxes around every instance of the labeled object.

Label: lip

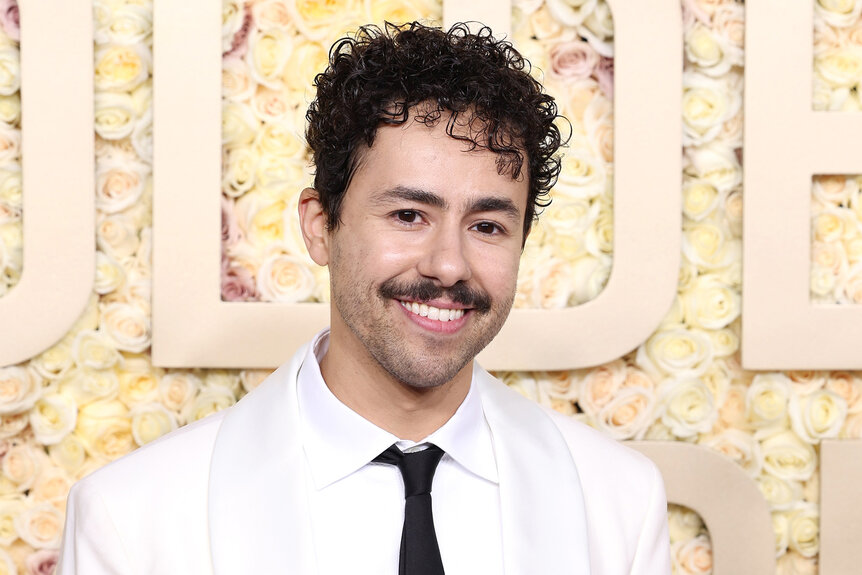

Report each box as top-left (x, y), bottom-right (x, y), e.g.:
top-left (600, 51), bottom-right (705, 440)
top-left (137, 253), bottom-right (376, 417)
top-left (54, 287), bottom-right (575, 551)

top-left (396, 299), bottom-right (470, 334)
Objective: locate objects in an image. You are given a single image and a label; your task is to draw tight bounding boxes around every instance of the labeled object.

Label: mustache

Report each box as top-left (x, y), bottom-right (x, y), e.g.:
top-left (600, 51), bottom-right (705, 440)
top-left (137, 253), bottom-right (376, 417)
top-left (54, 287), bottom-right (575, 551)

top-left (379, 278), bottom-right (492, 313)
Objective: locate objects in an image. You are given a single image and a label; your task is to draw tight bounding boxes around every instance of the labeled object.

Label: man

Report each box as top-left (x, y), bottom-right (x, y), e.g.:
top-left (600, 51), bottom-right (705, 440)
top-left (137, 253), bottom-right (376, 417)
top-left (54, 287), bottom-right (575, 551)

top-left (58, 22), bottom-right (670, 574)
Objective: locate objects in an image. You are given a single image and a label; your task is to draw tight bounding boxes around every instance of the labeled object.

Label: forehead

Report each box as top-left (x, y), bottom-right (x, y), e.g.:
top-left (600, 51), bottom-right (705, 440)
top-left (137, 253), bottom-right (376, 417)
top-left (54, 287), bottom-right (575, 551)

top-left (347, 113), bottom-right (529, 211)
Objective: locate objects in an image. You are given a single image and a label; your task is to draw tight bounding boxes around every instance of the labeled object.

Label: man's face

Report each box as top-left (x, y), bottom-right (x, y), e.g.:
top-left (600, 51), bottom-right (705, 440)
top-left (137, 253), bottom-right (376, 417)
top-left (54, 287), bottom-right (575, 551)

top-left (304, 112), bottom-right (528, 390)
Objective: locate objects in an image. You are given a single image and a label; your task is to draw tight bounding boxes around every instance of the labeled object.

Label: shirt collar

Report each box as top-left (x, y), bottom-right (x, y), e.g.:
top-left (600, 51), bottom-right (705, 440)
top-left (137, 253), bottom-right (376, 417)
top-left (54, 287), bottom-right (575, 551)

top-left (297, 329), bottom-right (498, 490)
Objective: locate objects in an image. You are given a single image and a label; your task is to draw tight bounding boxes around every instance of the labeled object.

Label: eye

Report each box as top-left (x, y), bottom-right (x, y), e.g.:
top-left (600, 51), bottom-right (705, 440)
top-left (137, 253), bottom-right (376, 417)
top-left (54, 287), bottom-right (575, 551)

top-left (394, 210), bottom-right (422, 224)
top-left (472, 221), bottom-right (503, 235)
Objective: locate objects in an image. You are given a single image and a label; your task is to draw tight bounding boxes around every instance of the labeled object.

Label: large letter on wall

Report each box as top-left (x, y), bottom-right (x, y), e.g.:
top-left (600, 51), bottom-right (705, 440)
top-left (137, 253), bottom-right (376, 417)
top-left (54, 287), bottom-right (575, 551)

top-left (631, 442), bottom-right (776, 575)
top-left (0, 1), bottom-right (94, 366)
top-left (153, 0), bottom-right (680, 369)
top-left (820, 440), bottom-right (862, 575)
top-left (743, 1), bottom-right (862, 369)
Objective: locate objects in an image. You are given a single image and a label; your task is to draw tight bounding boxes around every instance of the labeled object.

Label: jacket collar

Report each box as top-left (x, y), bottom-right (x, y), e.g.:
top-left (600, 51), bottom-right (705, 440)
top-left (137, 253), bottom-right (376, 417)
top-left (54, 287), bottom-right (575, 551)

top-left (209, 344), bottom-right (590, 574)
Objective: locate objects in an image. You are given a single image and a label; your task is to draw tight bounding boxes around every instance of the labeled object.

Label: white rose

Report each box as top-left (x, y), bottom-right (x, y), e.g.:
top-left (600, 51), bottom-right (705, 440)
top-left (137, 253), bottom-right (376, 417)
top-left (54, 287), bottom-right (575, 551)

top-left (584, 203), bottom-right (613, 257)
top-left (815, 0), bottom-right (862, 28)
top-left (708, 328), bottom-right (739, 357)
top-left (222, 101), bottom-right (259, 149)
top-left (717, 384), bottom-right (747, 430)
top-left (0, 367), bottom-right (40, 415)
top-left (578, 1), bottom-right (614, 57)
top-left (667, 504), bottom-right (704, 543)
top-left (222, 0), bottom-right (247, 53)
top-left (746, 372), bottom-right (792, 432)
top-left (722, 188), bottom-right (743, 237)
top-left (826, 372), bottom-right (862, 413)
top-left (683, 220), bottom-right (738, 270)
top-left (685, 142), bottom-right (741, 193)
top-left (0, 94), bottom-right (19, 125)
top-left (545, 0), bottom-right (597, 28)
top-left (777, 550), bottom-right (817, 575)
top-left (0, 47), bottom-right (20, 95)
top-left (94, 92), bottom-right (136, 140)
top-left (130, 403), bottom-right (177, 446)
top-left (181, 386), bottom-right (236, 423)
top-left (499, 372), bottom-right (540, 403)
top-left (94, 250), bottom-right (126, 295)
top-left (671, 534), bottom-right (713, 575)
top-left (48, 435), bottom-right (87, 476)
top-left (758, 474), bottom-right (803, 511)
top-left (658, 379), bottom-right (718, 438)
top-left (699, 428), bottom-right (762, 477)
top-left (786, 371), bottom-right (827, 394)
top-left (0, 498), bottom-right (22, 546)
top-left (682, 71), bottom-right (741, 146)
top-left (256, 251), bottom-right (316, 303)
top-left (222, 145), bottom-right (258, 195)
top-left (117, 357), bottom-right (160, 407)
top-left (59, 367), bottom-right (119, 406)
top-left (835, 262), bottom-right (862, 303)
top-left (0, 166), bottom-right (20, 210)
top-left (14, 503), bottom-right (63, 549)
top-left (71, 329), bottom-right (122, 370)
top-left (30, 393), bottom-right (77, 446)
top-left (0, 413), bottom-right (27, 440)
top-left (637, 327), bottom-right (714, 379)
top-left (1, 442), bottom-right (42, 494)
top-left (568, 253), bottom-right (611, 305)
top-left (253, 0), bottom-right (292, 30)
top-left (97, 3), bottom-right (152, 45)
top-left (759, 430), bottom-right (817, 481)
top-left (251, 86), bottom-right (289, 123)
top-left (246, 28), bottom-right (291, 90)
top-left (223, 56), bottom-right (255, 102)
top-left (788, 389), bottom-right (847, 443)
top-left (97, 213), bottom-right (141, 259)
top-left (787, 504), bottom-right (819, 558)
top-left (95, 158), bottom-right (149, 214)
top-left (158, 371), bottom-right (202, 414)
top-left (682, 179), bottom-right (720, 221)
top-left (205, 370), bottom-right (241, 394)
top-left (681, 274), bottom-right (740, 329)
top-left (685, 21), bottom-right (740, 77)
top-left (99, 302), bottom-right (151, 353)
top-left (552, 146), bottom-right (607, 200)
top-left (0, 123), bottom-right (19, 164)
top-left (813, 174), bottom-right (856, 206)
top-left (773, 511), bottom-right (790, 557)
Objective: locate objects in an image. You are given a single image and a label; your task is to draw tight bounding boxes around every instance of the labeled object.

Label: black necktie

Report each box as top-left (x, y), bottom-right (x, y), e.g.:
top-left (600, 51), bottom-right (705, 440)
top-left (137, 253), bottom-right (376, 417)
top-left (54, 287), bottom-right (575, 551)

top-left (374, 444), bottom-right (446, 575)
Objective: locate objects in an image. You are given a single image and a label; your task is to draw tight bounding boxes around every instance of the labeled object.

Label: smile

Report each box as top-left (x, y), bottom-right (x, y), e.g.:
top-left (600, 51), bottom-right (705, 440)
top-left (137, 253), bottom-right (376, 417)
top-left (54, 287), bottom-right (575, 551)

top-left (399, 300), bottom-right (466, 322)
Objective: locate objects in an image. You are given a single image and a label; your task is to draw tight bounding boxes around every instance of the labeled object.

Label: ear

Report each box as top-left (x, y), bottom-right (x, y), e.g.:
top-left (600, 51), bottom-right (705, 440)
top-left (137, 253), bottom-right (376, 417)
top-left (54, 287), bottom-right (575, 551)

top-left (298, 187), bottom-right (330, 266)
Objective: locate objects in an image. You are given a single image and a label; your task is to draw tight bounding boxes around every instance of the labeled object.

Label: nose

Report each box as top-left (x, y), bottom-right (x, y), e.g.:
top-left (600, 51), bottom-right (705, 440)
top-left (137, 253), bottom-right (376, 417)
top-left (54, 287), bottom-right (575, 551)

top-left (416, 226), bottom-right (472, 287)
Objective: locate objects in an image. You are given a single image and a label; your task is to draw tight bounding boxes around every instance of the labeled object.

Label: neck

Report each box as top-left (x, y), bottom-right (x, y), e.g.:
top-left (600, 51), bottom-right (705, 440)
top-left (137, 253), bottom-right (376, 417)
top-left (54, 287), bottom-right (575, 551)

top-left (319, 327), bottom-right (472, 442)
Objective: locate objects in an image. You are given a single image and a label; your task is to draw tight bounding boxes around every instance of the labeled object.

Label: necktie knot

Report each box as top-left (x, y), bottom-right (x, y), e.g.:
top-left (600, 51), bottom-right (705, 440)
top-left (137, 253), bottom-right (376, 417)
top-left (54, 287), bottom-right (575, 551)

top-left (374, 444), bottom-right (445, 498)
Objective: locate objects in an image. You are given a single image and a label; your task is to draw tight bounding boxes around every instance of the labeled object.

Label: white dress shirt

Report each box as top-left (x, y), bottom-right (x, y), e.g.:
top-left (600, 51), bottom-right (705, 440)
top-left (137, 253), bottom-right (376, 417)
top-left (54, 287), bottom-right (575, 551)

top-left (297, 331), bottom-right (504, 575)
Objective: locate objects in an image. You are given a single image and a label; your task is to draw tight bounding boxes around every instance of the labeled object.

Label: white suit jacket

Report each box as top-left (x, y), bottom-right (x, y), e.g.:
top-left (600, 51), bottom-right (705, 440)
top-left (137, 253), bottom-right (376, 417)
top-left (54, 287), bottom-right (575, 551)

top-left (58, 344), bottom-right (670, 574)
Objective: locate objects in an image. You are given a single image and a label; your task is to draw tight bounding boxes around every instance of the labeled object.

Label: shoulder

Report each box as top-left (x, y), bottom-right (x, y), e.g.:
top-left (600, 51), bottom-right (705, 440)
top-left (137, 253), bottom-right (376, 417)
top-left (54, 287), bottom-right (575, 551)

top-left (71, 410), bottom-right (226, 501)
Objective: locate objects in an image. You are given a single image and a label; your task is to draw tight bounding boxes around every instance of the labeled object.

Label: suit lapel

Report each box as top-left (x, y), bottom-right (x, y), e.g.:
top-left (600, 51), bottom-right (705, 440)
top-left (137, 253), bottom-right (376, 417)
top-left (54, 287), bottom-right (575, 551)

top-left (476, 365), bottom-right (591, 574)
top-left (208, 345), bottom-right (315, 574)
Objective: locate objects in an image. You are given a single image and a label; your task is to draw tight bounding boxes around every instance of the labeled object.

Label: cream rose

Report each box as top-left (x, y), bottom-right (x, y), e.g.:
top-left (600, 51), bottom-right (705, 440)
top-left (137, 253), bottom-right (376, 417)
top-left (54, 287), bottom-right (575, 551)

top-left (682, 179), bottom-right (720, 221)
top-left (0, 413), bottom-right (26, 440)
top-left (0, 46), bottom-right (19, 96)
top-left (0, 123), bottom-right (18, 164)
top-left (658, 379), bottom-right (718, 438)
top-left (759, 430), bottom-right (817, 481)
top-left (685, 142), bottom-right (741, 193)
top-left (685, 21), bottom-right (739, 77)
top-left (545, 0), bottom-right (597, 28)
top-left (746, 372), bottom-right (792, 432)
top-left (117, 358), bottom-right (160, 406)
top-left (501, 372), bottom-right (540, 403)
top-left (835, 262), bottom-right (862, 303)
top-left (552, 146), bottom-right (607, 200)
top-left (637, 327), bottom-right (714, 379)
top-left (222, 0), bottom-right (246, 53)
top-left (789, 389), bottom-right (847, 443)
top-left (583, 95), bottom-right (613, 163)
top-left (0, 498), bottom-right (21, 546)
top-left (256, 251), bottom-right (316, 302)
top-left (99, 302), bottom-right (151, 353)
top-left (774, 511), bottom-right (791, 557)
top-left (94, 92), bottom-right (136, 140)
top-left (787, 504), bottom-right (819, 558)
top-left (777, 550), bottom-right (817, 575)
top-left (578, 359), bottom-right (625, 416)
top-left (826, 371), bottom-right (862, 413)
top-left (758, 474), bottom-right (803, 511)
top-left (254, 123), bottom-right (305, 158)
top-left (222, 101), bottom-right (259, 149)
top-left (709, 328), bottom-right (739, 358)
top-left (31, 467), bottom-right (73, 509)
top-left (30, 393), bottom-right (77, 446)
top-left (0, 366), bottom-right (40, 415)
top-left (240, 369), bottom-right (270, 393)
top-left (682, 71), bottom-right (740, 146)
top-left (94, 43), bottom-right (149, 91)
top-left (252, 0), bottom-right (292, 30)
top-left (596, 387), bottom-right (656, 440)
top-left (671, 534), bottom-right (712, 575)
top-left (283, 40), bottom-right (330, 94)
top-left (95, 158), bottom-right (149, 214)
top-left (0, 95), bottom-right (19, 126)
top-left (579, 2), bottom-right (614, 57)
top-left (584, 203), bottom-right (613, 257)
top-left (181, 386), bottom-right (236, 423)
top-left (48, 435), bottom-right (87, 476)
top-left (1, 442), bottom-right (41, 494)
top-left (786, 371), bottom-right (827, 394)
top-left (568, 253), bottom-right (611, 305)
top-left (205, 370), bottom-right (242, 394)
top-left (97, 3), bottom-right (152, 45)
top-left (681, 274), bottom-right (740, 329)
top-left (286, 0), bottom-right (359, 42)
top-left (157, 372), bottom-right (201, 415)
top-left (816, 47), bottom-right (862, 88)
top-left (0, 167), bottom-right (20, 210)
top-left (667, 504), bottom-right (704, 543)
top-left (76, 399), bottom-right (135, 461)
top-left (130, 403), bottom-right (178, 446)
top-left (59, 368), bottom-right (119, 408)
top-left (363, 0), bottom-right (441, 27)
top-left (700, 429), bottom-right (762, 477)
top-left (718, 384), bottom-right (746, 430)
top-left (247, 28), bottom-right (292, 90)
top-left (14, 503), bottom-right (62, 549)
top-left (813, 174), bottom-right (856, 206)
top-left (816, 0), bottom-right (862, 28)
top-left (251, 86), bottom-right (289, 124)
top-left (683, 220), bottom-right (737, 270)
top-left (549, 40), bottom-right (599, 81)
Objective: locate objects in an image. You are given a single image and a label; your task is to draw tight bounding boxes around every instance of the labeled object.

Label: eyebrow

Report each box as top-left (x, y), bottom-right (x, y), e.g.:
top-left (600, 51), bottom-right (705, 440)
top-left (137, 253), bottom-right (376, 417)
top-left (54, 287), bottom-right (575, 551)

top-left (371, 185), bottom-right (521, 222)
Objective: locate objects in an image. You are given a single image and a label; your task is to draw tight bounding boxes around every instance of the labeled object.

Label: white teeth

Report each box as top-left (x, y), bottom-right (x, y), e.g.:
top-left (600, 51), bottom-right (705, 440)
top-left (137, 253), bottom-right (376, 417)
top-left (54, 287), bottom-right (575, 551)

top-left (400, 301), bottom-right (465, 322)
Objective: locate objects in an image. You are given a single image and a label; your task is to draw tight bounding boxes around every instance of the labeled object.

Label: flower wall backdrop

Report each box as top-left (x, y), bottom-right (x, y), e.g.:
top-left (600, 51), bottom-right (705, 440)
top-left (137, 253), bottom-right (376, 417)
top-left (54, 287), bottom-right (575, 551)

top-left (1, 0), bottom-right (861, 574)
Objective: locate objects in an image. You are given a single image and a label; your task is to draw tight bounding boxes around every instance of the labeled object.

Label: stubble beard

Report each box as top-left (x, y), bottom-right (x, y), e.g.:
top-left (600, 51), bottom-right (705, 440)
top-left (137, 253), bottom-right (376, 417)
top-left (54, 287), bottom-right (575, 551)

top-left (331, 273), bottom-right (515, 390)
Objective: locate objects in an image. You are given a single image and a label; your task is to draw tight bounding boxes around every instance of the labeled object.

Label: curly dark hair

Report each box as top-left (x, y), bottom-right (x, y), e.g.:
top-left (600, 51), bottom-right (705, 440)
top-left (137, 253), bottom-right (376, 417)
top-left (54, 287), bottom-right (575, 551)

top-left (305, 21), bottom-right (568, 239)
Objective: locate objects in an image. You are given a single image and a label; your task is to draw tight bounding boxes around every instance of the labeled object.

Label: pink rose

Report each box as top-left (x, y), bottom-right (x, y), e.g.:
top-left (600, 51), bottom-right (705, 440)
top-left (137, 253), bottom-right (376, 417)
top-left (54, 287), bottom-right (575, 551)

top-left (26, 549), bottom-right (58, 575)
top-left (0, 0), bottom-right (19, 43)
top-left (549, 41), bottom-right (599, 81)
top-left (593, 57), bottom-right (614, 100)
top-left (224, 4), bottom-right (253, 58)
top-left (221, 257), bottom-right (258, 302)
